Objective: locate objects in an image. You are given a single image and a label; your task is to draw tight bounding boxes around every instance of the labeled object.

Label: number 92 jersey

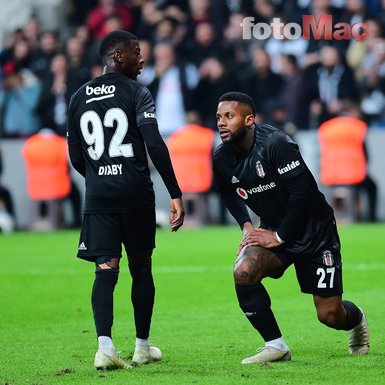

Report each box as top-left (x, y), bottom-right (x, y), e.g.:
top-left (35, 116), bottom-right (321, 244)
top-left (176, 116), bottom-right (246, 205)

top-left (67, 72), bottom-right (157, 212)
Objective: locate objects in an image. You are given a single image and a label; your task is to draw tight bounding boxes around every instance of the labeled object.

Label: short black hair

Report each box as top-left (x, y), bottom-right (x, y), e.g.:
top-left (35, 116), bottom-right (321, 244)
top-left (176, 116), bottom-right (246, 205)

top-left (98, 30), bottom-right (138, 58)
top-left (218, 92), bottom-right (256, 115)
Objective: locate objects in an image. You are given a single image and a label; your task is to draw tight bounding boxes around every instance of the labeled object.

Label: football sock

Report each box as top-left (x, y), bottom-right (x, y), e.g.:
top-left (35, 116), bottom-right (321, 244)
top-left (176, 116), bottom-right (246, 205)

top-left (98, 336), bottom-right (115, 351)
top-left (92, 268), bottom-right (119, 337)
top-left (341, 300), bottom-right (363, 330)
top-left (129, 260), bottom-right (155, 339)
top-left (135, 337), bottom-right (149, 349)
top-left (265, 336), bottom-right (289, 352)
top-left (235, 283), bottom-right (282, 341)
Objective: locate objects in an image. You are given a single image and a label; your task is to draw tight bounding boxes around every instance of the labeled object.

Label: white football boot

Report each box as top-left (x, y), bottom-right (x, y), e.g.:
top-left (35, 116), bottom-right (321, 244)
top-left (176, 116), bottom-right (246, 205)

top-left (349, 308), bottom-right (370, 355)
top-left (241, 346), bottom-right (291, 364)
top-left (94, 348), bottom-right (133, 370)
top-left (132, 345), bottom-right (162, 364)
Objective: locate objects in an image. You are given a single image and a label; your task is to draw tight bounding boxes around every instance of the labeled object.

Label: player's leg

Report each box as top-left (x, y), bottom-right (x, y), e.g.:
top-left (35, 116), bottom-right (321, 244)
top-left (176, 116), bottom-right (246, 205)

top-left (127, 249), bottom-right (161, 364)
top-left (93, 256), bottom-right (132, 369)
top-left (234, 246), bottom-right (292, 364)
top-left (294, 231), bottom-right (369, 355)
top-left (92, 256), bottom-right (120, 349)
top-left (313, 295), bottom-right (369, 354)
top-left (122, 209), bottom-right (160, 364)
top-left (77, 213), bottom-right (132, 370)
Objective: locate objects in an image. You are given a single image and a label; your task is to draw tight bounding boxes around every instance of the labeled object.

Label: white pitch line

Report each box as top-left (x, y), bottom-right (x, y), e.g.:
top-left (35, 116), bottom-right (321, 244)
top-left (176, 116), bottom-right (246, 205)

top-left (1, 264), bottom-right (384, 276)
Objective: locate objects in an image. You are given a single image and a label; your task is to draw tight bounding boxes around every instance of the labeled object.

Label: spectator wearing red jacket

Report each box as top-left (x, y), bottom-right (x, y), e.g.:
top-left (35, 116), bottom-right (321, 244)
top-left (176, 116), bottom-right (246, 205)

top-left (87, 0), bottom-right (134, 40)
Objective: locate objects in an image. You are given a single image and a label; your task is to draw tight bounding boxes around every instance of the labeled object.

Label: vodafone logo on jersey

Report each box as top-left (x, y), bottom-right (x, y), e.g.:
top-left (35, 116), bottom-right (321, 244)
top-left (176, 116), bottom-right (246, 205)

top-left (236, 188), bottom-right (248, 199)
top-left (236, 182), bottom-right (276, 199)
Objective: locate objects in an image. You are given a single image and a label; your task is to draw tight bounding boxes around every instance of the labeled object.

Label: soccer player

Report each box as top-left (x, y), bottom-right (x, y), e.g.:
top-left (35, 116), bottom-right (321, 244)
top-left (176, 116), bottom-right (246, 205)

top-left (67, 30), bottom-right (185, 370)
top-left (213, 92), bottom-right (369, 364)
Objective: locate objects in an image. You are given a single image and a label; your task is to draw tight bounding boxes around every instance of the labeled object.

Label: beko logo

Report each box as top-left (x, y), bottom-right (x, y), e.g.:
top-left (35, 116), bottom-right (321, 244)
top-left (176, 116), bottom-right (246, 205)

top-left (86, 84), bottom-right (116, 104)
top-left (236, 182), bottom-right (276, 199)
top-left (86, 85), bottom-right (116, 95)
top-left (277, 160), bottom-right (300, 175)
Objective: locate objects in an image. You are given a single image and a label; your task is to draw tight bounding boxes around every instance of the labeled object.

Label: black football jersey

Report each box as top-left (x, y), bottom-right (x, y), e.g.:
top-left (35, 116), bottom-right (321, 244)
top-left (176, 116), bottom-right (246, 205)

top-left (213, 124), bottom-right (335, 254)
top-left (67, 72), bottom-right (162, 212)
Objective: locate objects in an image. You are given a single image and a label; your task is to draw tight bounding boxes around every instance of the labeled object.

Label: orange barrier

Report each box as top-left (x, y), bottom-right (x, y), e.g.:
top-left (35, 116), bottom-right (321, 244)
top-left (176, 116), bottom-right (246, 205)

top-left (21, 132), bottom-right (71, 200)
top-left (167, 124), bottom-right (215, 193)
top-left (319, 117), bottom-right (367, 186)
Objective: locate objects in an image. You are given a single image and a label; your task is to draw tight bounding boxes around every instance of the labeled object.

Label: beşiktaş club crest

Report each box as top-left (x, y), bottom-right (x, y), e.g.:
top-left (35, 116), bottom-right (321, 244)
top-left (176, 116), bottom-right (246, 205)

top-left (322, 250), bottom-right (334, 267)
top-left (256, 160), bottom-right (265, 178)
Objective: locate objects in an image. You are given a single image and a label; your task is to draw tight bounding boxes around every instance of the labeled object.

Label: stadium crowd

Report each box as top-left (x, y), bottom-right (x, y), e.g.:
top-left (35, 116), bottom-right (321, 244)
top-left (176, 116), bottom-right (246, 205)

top-left (0, 0), bottom-right (385, 138)
top-left (0, 0), bottom-right (383, 229)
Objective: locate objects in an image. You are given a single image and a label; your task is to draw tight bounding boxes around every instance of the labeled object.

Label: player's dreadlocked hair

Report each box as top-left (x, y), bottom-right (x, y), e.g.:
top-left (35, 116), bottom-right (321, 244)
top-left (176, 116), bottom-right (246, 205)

top-left (218, 92), bottom-right (256, 116)
top-left (99, 30), bottom-right (138, 59)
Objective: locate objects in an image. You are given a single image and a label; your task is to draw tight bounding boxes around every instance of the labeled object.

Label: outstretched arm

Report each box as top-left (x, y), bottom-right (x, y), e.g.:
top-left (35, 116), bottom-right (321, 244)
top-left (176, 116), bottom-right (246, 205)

top-left (135, 86), bottom-right (184, 230)
top-left (140, 123), bottom-right (185, 231)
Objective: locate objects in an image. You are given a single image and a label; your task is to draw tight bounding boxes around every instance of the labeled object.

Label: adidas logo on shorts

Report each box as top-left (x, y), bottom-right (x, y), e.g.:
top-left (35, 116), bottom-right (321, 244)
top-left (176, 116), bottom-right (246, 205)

top-left (78, 242), bottom-right (87, 251)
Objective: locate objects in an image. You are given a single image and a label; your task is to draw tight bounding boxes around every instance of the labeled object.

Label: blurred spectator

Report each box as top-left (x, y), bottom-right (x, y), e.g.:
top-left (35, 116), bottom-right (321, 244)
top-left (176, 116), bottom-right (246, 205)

top-left (22, 15), bottom-right (41, 52)
top-left (278, 54), bottom-right (308, 130)
top-left (86, 0), bottom-right (134, 40)
top-left (147, 42), bottom-right (199, 137)
top-left (243, 46), bottom-right (283, 123)
top-left (86, 14), bottom-right (125, 67)
top-left (134, 1), bottom-right (164, 40)
top-left (65, 36), bottom-right (91, 98)
top-left (358, 38), bottom-right (385, 127)
top-left (1, 36), bottom-right (33, 72)
top-left (0, 29), bottom-right (25, 68)
top-left (36, 53), bottom-right (69, 136)
top-left (306, 45), bottom-right (358, 127)
top-left (222, 11), bottom-right (250, 62)
top-left (346, 18), bottom-right (383, 78)
top-left (30, 30), bottom-right (61, 79)
top-left (0, 63), bottom-right (41, 137)
top-left (340, 0), bottom-right (366, 25)
top-left (0, 144), bottom-right (15, 232)
top-left (242, 0), bottom-right (278, 24)
top-left (302, 0), bottom-right (347, 68)
top-left (264, 16), bottom-right (308, 73)
top-left (152, 16), bottom-right (183, 46)
top-left (194, 57), bottom-right (241, 129)
top-left (185, 0), bottom-right (228, 41)
top-left (74, 24), bottom-right (92, 49)
top-left (184, 21), bottom-right (231, 67)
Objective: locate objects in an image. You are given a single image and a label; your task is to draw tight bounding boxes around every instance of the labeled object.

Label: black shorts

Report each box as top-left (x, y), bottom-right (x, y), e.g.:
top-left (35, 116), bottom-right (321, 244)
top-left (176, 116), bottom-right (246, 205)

top-left (275, 230), bottom-right (343, 297)
top-left (76, 209), bottom-right (156, 262)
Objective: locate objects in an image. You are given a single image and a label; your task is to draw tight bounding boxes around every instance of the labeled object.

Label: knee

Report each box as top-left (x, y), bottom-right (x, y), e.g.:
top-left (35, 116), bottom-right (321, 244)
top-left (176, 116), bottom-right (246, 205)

top-left (233, 267), bottom-right (251, 284)
top-left (129, 258), bottom-right (152, 278)
top-left (233, 262), bottom-right (261, 284)
top-left (95, 256), bottom-right (120, 271)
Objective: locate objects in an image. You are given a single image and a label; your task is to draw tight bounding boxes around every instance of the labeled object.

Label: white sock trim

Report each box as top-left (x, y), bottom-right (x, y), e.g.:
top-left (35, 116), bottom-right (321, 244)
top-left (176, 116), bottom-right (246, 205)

top-left (265, 337), bottom-right (289, 352)
top-left (135, 337), bottom-right (149, 349)
top-left (98, 336), bottom-right (114, 350)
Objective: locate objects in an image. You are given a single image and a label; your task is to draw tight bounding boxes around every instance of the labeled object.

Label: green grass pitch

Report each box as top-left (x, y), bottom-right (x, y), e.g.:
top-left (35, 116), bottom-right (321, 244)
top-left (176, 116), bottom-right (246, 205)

top-left (0, 224), bottom-right (384, 385)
